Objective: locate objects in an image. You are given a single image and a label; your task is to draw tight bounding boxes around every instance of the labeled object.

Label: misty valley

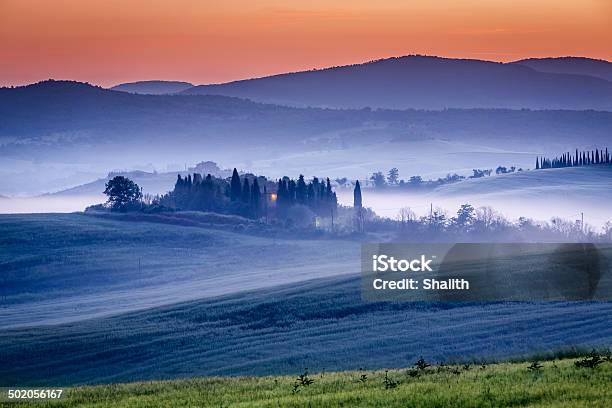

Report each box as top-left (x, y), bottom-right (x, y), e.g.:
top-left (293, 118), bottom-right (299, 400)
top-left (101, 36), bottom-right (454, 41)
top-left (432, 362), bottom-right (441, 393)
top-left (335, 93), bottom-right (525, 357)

top-left (1, 53), bottom-right (611, 406)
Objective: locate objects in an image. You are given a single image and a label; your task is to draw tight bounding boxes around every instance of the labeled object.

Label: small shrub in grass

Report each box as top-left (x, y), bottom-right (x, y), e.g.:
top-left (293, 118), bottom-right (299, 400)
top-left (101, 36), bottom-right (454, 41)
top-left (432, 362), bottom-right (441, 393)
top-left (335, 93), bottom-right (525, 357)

top-left (358, 368), bottom-right (367, 384)
top-left (527, 361), bottom-right (543, 371)
top-left (406, 369), bottom-right (419, 377)
top-left (383, 370), bottom-right (398, 389)
top-left (414, 357), bottom-right (431, 371)
top-left (575, 351), bottom-right (604, 368)
top-left (292, 368), bottom-right (315, 394)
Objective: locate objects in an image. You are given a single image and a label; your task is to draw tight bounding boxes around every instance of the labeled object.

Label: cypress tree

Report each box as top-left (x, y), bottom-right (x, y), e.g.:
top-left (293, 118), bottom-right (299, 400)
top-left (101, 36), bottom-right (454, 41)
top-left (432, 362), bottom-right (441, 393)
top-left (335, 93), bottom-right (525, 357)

top-left (230, 168), bottom-right (241, 201)
top-left (241, 178), bottom-right (250, 203)
top-left (307, 183), bottom-right (315, 208)
top-left (354, 180), bottom-right (362, 208)
top-left (276, 179), bottom-right (286, 207)
top-left (288, 179), bottom-right (296, 204)
top-left (296, 175), bottom-right (307, 204)
top-left (251, 178), bottom-right (261, 216)
top-left (326, 178), bottom-right (333, 200)
top-left (312, 177), bottom-right (320, 200)
top-left (319, 183), bottom-right (326, 207)
top-left (575, 149), bottom-right (579, 166)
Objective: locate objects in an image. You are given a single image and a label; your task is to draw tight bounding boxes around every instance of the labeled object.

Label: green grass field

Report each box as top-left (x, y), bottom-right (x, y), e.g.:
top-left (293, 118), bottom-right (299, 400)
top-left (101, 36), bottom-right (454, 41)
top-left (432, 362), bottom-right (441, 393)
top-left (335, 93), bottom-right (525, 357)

top-left (5, 357), bottom-right (610, 407)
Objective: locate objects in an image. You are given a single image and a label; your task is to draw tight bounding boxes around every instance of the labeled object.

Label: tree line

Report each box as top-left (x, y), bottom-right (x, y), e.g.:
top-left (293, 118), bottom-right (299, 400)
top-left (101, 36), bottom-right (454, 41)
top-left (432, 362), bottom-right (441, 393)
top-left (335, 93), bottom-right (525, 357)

top-left (275, 175), bottom-right (337, 217)
top-left (103, 168), bottom-right (338, 222)
top-left (536, 148), bottom-right (610, 169)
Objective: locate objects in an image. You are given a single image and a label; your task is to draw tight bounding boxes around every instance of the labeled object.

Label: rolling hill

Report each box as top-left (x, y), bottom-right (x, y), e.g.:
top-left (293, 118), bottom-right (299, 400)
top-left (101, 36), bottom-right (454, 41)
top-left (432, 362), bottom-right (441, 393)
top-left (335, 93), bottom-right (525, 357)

top-left (2, 80), bottom-right (612, 197)
top-left (433, 164), bottom-right (612, 198)
top-left (337, 165), bottom-right (612, 227)
top-left (514, 57), bottom-right (612, 82)
top-left (1, 214), bottom-right (611, 386)
top-left (111, 80), bottom-right (194, 95)
top-left (428, 164), bottom-right (612, 225)
top-left (0, 213), bottom-right (359, 329)
top-left (7, 358), bottom-right (608, 407)
top-left (181, 55), bottom-right (612, 110)
top-left (47, 170), bottom-right (180, 198)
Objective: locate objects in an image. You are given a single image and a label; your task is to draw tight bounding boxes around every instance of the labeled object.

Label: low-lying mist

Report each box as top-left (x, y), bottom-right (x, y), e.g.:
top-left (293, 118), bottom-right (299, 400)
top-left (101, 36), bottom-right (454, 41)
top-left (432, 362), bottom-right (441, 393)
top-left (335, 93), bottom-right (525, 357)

top-left (336, 189), bottom-right (611, 230)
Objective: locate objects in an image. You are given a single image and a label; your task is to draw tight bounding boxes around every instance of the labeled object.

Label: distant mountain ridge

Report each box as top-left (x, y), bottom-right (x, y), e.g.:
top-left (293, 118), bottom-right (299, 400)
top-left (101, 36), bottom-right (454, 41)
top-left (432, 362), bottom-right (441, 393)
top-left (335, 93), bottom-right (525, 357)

top-left (3, 79), bottom-right (611, 147)
top-left (111, 80), bottom-right (194, 95)
top-left (513, 57), bottom-right (612, 82)
top-left (181, 55), bottom-right (612, 110)
top-left (2, 79), bottom-right (612, 196)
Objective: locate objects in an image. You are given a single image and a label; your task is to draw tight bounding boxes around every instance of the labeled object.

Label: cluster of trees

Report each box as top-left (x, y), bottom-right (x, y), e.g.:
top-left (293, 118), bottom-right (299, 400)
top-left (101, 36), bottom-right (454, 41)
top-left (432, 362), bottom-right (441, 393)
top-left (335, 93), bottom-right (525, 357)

top-left (170, 172), bottom-right (230, 213)
top-left (366, 166), bottom-right (524, 190)
top-left (161, 169), bottom-right (271, 218)
top-left (275, 175), bottom-right (338, 217)
top-left (367, 170), bottom-right (466, 190)
top-left (103, 169), bottom-right (338, 223)
top-left (383, 203), bottom-right (603, 241)
top-left (536, 148), bottom-right (610, 169)
top-left (368, 170), bottom-right (467, 189)
top-left (227, 169), bottom-right (266, 217)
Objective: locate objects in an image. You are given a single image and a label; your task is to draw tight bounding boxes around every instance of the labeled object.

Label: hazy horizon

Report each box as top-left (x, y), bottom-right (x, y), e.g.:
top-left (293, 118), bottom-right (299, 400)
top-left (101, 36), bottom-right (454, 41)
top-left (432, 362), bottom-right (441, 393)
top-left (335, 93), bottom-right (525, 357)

top-left (2, 53), bottom-right (611, 90)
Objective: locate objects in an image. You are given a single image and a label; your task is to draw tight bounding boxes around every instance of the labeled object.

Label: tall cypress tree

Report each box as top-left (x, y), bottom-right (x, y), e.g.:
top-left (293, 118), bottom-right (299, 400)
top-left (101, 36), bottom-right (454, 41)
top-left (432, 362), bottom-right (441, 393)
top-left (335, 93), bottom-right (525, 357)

top-left (251, 178), bottom-right (261, 216)
top-left (354, 180), bottom-right (362, 208)
top-left (575, 149), bottom-right (579, 166)
top-left (296, 175), bottom-right (307, 204)
top-left (241, 178), bottom-right (250, 203)
top-left (230, 168), bottom-right (241, 202)
top-left (287, 179), bottom-right (296, 204)
top-left (307, 183), bottom-right (315, 208)
top-left (276, 179), bottom-right (286, 207)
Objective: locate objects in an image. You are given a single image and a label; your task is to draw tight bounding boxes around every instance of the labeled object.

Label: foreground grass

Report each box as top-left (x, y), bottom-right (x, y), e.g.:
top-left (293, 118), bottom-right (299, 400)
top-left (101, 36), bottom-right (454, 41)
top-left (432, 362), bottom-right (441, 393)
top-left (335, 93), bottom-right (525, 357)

top-left (7, 357), bottom-right (611, 407)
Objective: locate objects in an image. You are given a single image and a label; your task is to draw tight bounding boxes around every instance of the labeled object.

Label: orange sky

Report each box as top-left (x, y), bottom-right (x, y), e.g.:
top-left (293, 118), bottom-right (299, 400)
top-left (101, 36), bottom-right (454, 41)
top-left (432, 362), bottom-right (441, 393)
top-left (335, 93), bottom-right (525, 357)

top-left (1, 0), bottom-right (610, 87)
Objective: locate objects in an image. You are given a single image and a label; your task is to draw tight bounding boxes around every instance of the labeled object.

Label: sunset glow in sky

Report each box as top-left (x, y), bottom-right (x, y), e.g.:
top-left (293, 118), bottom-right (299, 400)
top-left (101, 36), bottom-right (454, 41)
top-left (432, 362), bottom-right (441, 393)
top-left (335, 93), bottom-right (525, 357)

top-left (1, 0), bottom-right (610, 87)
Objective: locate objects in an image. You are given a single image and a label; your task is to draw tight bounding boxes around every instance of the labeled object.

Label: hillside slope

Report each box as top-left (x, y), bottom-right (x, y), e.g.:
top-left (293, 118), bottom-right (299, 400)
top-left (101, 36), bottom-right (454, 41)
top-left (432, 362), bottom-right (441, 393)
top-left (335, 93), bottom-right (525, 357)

top-left (1, 213), bottom-right (611, 386)
top-left (0, 213), bottom-right (358, 329)
top-left (426, 165), bottom-right (612, 225)
top-left (1, 269), bottom-right (611, 385)
top-left (1, 80), bottom-right (611, 197)
top-left (514, 57), bottom-right (612, 82)
top-left (182, 55), bottom-right (612, 110)
top-left (434, 165), bottom-right (612, 198)
top-left (47, 170), bottom-right (180, 197)
top-left (3, 358), bottom-right (610, 407)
